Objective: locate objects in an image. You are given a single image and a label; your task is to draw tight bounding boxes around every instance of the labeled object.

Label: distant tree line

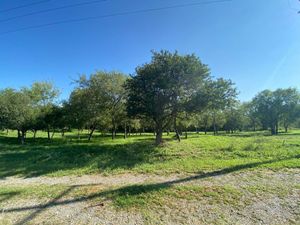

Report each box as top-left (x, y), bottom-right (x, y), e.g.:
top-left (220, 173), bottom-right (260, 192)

top-left (0, 50), bottom-right (300, 144)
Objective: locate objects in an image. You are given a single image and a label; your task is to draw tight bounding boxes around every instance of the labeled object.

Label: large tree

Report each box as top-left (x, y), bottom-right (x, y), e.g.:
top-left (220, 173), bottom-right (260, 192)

top-left (126, 50), bottom-right (210, 145)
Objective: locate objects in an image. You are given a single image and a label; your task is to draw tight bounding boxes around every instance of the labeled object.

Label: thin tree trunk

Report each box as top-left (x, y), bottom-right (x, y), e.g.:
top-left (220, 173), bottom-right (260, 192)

top-left (88, 127), bottom-right (95, 141)
top-left (185, 127), bottom-right (188, 139)
top-left (112, 129), bottom-right (116, 139)
top-left (112, 118), bottom-right (116, 140)
top-left (20, 130), bottom-right (25, 145)
top-left (17, 130), bottom-right (21, 141)
top-left (213, 112), bottom-right (217, 135)
top-left (51, 130), bottom-right (55, 139)
top-left (124, 122), bottom-right (127, 139)
top-left (47, 126), bottom-right (51, 140)
top-left (33, 130), bottom-right (37, 140)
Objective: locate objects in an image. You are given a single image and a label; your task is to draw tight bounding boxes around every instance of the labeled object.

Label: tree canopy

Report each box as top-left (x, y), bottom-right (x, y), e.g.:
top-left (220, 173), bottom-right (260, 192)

top-left (0, 51), bottom-right (299, 144)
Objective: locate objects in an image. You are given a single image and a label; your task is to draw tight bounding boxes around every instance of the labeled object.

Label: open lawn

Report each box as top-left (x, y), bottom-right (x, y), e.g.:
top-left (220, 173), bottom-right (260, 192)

top-left (0, 130), bottom-right (299, 224)
top-left (0, 130), bottom-right (299, 177)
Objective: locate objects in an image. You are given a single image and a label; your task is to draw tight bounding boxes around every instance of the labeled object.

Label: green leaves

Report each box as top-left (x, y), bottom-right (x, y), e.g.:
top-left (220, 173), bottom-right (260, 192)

top-left (68, 71), bottom-right (128, 132)
top-left (125, 50), bottom-right (211, 144)
top-left (251, 88), bottom-right (300, 134)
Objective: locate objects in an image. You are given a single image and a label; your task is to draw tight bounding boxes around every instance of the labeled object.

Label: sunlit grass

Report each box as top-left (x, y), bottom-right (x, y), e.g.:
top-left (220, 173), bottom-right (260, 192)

top-left (0, 130), bottom-right (299, 178)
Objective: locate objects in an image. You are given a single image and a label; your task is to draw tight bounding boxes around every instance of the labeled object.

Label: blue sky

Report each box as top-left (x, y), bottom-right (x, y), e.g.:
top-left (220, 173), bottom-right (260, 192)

top-left (0, 0), bottom-right (300, 101)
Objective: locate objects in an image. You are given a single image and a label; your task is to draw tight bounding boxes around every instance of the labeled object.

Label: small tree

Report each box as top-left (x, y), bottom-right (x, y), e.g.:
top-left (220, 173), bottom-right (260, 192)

top-left (251, 88), bottom-right (300, 135)
top-left (0, 89), bottom-right (37, 144)
top-left (23, 81), bottom-right (60, 139)
top-left (75, 72), bottom-right (128, 140)
top-left (207, 78), bottom-right (238, 135)
top-left (223, 103), bottom-right (244, 133)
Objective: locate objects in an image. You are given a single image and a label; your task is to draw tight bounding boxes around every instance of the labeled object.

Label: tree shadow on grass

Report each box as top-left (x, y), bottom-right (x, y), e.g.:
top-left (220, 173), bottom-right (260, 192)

top-left (0, 137), bottom-right (159, 178)
top-left (1, 155), bottom-right (299, 225)
top-left (217, 132), bottom-right (272, 138)
top-left (0, 192), bottom-right (20, 204)
top-left (218, 131), bottom-right (300, 138)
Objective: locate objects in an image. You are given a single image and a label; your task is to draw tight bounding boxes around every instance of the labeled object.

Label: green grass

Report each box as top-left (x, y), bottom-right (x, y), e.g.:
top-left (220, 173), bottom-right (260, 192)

top-left (111, 184), bottom-right (243, 209)
top-left (0, 182), bottom-right (244, 209)
top-left (1, 130), bottom-right (299, 224)
top-left (0, 185), bottom-right (68, 201)
top-left (0, 130), bottom-right (299, 178)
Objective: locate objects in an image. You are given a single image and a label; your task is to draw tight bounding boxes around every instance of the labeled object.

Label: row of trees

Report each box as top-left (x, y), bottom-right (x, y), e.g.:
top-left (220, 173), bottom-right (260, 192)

top-left (0, 51), bottom-right (299, 144)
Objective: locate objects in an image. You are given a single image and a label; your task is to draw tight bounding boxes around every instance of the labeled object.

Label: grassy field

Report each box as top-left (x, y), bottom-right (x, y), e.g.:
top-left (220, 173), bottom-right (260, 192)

top-left (0, 130), bottom-right (299, 177)
top-left (0, 130), bottom-right (299, 224)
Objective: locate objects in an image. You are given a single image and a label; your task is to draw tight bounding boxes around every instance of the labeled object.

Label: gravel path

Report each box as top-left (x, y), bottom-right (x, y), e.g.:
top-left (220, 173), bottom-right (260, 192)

top-left (0, 169), bottom-right (299, 225)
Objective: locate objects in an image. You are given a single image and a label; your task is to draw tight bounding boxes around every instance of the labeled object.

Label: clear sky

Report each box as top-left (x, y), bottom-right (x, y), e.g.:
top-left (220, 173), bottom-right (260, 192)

top-left (0, 0), bottom-right (299, 101)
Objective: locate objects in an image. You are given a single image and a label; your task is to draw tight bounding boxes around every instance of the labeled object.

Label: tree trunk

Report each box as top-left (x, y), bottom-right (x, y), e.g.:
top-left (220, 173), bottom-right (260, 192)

top-left (112, 128), bottom-right (116, 139)
top-left (285, 125), bottom-right (288, 133)
top-left (185, 127), bottom-right (188, 139)
top-left (112, 118), bottom-right (116, 140)
top-left (47, 126), bottom-right (51, 140)
top-left (271, 124), bottom-right (276, 135)
top-left (174, 117), bottom-right (181, 142)
top-left (112, 127), bottom-right (116, 140)
top-left (124, 122), bottom-right (127, 139)
top-left (20, 130), bottom-right (25, 145)
top-left (213, 113), bottom-right (217, 135)
top-left (51, 131), bottom-right (55, 139)
top-left (88, 127), bottom-right (95, 141)
top-left (155, 124), bottom-right (163, 145)
top-left (33, 130), bottom-right (37, 140)
top-left (17, 130), bottom-right (21, 141)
